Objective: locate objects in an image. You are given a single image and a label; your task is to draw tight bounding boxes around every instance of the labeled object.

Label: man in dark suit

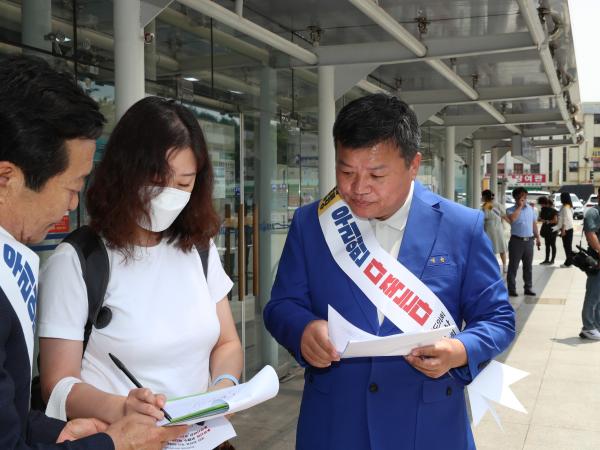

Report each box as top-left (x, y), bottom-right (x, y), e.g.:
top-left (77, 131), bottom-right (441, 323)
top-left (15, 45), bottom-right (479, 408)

top-left (264, 94), bottom-right (515, 449)
top-left (0, 55), bottom-right (185, 450)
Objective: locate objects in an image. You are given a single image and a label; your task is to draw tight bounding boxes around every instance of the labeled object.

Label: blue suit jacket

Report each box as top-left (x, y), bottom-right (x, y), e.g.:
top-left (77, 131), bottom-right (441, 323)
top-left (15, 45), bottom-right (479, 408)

top-left (264, 181), bottom-right (515, 450)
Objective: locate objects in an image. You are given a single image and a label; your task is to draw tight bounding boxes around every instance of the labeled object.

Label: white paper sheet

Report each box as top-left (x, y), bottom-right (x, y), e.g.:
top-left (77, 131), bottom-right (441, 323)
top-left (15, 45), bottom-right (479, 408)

top-left (467, 360), bottom-right (529, 427)
top-left (328, 305), bottom-right (454, 358)
top-left (164, 418), bottom-right (236, 450)
top-left (158, 365), bottom-right (279, 427)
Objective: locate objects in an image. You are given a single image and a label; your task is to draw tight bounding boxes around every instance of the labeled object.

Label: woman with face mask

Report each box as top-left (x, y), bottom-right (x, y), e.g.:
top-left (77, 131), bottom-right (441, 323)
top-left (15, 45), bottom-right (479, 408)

top-left (36, 97), bottom-right (242, 441)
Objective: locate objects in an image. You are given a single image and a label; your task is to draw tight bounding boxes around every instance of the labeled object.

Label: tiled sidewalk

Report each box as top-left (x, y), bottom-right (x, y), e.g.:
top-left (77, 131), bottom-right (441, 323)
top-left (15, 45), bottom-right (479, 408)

top-left (230, 242), bottom-right (600, 450)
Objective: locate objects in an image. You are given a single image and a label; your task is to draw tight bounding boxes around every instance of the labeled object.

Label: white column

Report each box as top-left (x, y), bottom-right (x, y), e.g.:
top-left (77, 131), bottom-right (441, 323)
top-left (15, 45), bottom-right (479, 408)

top-left (318, 66), bottom-right (336, 197)
top-left (472, 140), bottom-right (482, 207)
top-left (444, 126), bottom-right (456, 201)
top-left (22, 0), bottom-right (51, 53)
top-left (114, 0), bottom-right (145, 119)
top-left (257, 67), bottom-right (278, 369)
top-left (491, 147), bottom-right (499, 197)
top-left (466, 154), bottom-right (473, 208)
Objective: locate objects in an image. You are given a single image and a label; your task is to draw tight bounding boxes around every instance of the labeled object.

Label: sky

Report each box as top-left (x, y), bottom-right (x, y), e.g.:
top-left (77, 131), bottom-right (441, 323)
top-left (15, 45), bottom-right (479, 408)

top-left (568, 0), bottom-right (600, 102)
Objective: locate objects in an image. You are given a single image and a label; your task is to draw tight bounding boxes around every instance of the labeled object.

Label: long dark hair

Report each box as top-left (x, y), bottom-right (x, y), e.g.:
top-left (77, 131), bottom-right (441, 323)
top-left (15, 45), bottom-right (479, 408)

top-left (86, 97), bottom-right (220, 256)
top-left (560, 191), bottom-right (573, 208)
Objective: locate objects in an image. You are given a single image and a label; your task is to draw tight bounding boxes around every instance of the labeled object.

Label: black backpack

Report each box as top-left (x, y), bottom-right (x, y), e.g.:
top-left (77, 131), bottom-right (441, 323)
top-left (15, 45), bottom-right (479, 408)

top-left (30, 225), bottom-right (209, 411)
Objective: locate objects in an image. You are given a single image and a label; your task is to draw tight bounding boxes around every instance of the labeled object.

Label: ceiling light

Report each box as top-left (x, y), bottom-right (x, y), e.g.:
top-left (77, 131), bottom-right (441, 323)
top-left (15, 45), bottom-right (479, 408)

top-left (183, 77), bottom-right (199, 82)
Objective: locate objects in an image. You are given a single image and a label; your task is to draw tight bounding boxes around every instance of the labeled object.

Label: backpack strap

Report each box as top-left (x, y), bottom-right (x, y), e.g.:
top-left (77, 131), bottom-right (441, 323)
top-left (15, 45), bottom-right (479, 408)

top-left (63, 226), bottom-right (111, 354)
top-left (195, 244), bottom-right (209, 280)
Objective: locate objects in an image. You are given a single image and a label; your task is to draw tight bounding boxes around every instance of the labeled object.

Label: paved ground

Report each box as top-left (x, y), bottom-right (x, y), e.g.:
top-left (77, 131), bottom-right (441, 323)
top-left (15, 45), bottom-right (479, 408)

top-left (230, 220), bottom-right (600, 449)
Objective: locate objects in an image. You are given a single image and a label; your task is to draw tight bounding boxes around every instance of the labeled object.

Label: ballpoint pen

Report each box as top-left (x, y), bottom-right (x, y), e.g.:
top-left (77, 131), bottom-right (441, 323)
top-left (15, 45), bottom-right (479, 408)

top-left (108, 353), bottom-right (173, 422)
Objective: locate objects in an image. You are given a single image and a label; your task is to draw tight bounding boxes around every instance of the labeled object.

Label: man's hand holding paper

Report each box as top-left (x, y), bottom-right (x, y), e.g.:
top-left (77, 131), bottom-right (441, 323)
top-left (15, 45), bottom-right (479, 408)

top-left (300, 319), bottom-right (340, 368)
top-left (404, 337), bottom-right (468, 379)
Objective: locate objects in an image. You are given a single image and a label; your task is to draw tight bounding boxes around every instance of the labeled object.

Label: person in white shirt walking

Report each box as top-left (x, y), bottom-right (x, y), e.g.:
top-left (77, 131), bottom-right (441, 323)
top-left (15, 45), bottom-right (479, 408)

top-left (558, 192), bottom-right (574, 268)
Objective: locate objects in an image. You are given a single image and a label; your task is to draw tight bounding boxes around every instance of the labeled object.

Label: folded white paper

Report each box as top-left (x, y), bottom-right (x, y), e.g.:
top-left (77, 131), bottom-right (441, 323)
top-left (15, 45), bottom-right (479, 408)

top-left (328, 305), bottom-right (454, 358)
top-left (467, 360), bottom-right (529, 428)
top-left (158, 365), bottom-right (279, 427)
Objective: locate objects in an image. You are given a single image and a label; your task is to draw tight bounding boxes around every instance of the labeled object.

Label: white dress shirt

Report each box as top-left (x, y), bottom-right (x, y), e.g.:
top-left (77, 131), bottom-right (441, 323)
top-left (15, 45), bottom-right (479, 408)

top-left (369, 181), bottom-right (415, 324)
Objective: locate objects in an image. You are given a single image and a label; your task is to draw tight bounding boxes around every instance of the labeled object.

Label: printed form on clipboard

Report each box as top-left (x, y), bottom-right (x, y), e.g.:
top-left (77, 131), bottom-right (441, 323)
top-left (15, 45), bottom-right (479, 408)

top-left (158, 365), bottom-right (279, 427)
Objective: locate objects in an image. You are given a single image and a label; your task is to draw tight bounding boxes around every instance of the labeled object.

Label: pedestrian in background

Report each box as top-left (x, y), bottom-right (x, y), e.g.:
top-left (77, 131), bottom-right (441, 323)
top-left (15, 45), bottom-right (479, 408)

top-left (538, 196), bottom-right (558, 265)
top-left (558, 191), bottom-right (574, 268)
top-left (581, 186), bottom-right (600, 340)
top-left (481, 189), bottom-right (508, 273)
top-left (506, 187), bottom-right (541, 297)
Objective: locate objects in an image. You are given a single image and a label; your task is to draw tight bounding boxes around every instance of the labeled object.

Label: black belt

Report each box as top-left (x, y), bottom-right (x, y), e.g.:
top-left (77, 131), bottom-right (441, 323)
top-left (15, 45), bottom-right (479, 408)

top-left (511, 235), bottom-right (534, 241)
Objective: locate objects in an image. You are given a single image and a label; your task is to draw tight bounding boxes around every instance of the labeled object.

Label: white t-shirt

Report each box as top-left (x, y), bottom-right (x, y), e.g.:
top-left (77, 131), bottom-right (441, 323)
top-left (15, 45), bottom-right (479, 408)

top-left (38, 238), bottom-right (232, 400)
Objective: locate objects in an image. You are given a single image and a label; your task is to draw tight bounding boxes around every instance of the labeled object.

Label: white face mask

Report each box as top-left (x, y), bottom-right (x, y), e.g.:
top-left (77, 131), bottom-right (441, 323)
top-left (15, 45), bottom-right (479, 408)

top-left (138, 186), bottom-right (191, 232)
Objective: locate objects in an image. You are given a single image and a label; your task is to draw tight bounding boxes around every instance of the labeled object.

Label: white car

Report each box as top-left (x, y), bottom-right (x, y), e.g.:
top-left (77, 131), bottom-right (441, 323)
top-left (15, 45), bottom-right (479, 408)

top-left (584, 194), bottom-right (598, 216)
top-left (552, 192), bottom-right (584, 220)
top-left (504, 190), bottom-right (548, 211)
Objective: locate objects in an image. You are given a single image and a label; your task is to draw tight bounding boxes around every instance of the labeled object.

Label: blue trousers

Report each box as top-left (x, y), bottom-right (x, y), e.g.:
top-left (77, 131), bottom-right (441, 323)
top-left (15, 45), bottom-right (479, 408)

top-left (583, 272), bottom-right (600, 330)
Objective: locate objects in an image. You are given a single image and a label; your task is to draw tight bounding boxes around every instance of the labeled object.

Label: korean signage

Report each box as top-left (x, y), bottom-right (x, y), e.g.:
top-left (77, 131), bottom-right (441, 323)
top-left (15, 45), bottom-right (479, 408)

top-left (509, 174), bottom-right (546, 184)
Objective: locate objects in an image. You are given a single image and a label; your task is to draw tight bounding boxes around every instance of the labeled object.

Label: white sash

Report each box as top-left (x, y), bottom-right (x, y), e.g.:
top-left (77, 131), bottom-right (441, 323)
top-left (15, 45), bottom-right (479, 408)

top-left (318, 189), bottom-right (458, 335)
top-left (318, 188), bottom-right (528, 427)
top-left (0, 227), bottom-right (39, 374)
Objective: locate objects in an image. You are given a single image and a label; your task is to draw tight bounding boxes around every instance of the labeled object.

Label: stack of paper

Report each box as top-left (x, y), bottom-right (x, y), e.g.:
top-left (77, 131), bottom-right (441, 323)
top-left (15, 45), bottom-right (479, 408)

top-left (328, 305), bottom-right (454, 358)
top-left (158, 365), bottom-right (279, 427)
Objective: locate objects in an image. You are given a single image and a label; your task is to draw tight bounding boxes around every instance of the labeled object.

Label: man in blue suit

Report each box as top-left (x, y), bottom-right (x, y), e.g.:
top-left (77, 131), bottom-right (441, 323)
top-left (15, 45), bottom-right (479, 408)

top-left (264, 94), bottom-right (515, 450)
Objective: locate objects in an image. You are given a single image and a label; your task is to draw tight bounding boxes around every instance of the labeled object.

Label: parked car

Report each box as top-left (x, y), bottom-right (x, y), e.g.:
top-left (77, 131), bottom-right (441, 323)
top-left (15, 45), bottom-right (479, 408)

top-left (552, 192), bottom-right (584, 219)
top-left (584, 194), bottom-right (598, 216)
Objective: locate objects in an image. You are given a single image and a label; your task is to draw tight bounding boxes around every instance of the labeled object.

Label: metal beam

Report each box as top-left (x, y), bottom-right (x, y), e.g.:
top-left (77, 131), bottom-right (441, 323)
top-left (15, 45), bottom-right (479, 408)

top-left (413, 104), bottom-right (445, 125)
top-left (178, 0), bottom-right (318, 64)
top-left (443, 112), bottom-right (563, 127)
top-left (399, 85), bottom-right (554, 106)
top-left (472, 126), bottom-right (570, 140)
top-left (348, 0), bottom-right (426, 57)
top-left (531, 139), bottom-right (572, 147)
top-left (141, 0), bottom-right (174, 27)
top-left (334, 63), bottom-right (380, 99)
top-left (356, 80), bottom-right (389, 94)
top-left (312, 32), bottom-right (535, 67)
top-left (516, 0), bottom-right (577, 140)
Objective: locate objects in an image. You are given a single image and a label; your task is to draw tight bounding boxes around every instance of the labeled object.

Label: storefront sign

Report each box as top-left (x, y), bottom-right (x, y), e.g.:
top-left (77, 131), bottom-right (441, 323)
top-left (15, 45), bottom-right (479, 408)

top-left (509, 174), bottom-right (546, 184)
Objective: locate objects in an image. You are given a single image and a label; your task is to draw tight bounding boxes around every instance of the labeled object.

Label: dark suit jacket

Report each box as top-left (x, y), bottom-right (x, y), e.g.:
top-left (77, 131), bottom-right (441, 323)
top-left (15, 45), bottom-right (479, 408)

top-left (0, 287), bottom-right (114, 449)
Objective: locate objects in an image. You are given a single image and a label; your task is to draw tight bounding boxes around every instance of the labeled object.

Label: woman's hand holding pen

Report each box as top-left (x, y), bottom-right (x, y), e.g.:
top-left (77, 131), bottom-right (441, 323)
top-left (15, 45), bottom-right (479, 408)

top-left (123, 388), bottom-right (168, 421)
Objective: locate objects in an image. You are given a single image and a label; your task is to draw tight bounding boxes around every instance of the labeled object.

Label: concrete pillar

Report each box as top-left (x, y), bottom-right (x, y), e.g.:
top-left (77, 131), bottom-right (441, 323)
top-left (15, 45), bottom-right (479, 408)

top-left (472, 140), bottom-right (482, 207)
top-left (144, 20), bottom-right (157, 82)
top-left (444, 126), bottom-right (456, 201)
top-left (21, 0), bottom-right (51, 53)
top-left (491, 147), bottom-right (499, 197)
top-left (114, 0), bottom-right (145, 119)
top-left (466, 155), bottom-right (473, 208)
top-left (257, 67), bottom-right (279, 370)
top-left (318, 66), bottom-right (336, 197)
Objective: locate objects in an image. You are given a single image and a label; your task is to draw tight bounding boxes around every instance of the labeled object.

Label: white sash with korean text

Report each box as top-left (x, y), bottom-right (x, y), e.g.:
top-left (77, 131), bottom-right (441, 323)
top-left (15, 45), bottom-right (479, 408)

top-left (0, 226), bottom-right (39, 375)
top-left (317, 188), bottom-right (528, 428)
